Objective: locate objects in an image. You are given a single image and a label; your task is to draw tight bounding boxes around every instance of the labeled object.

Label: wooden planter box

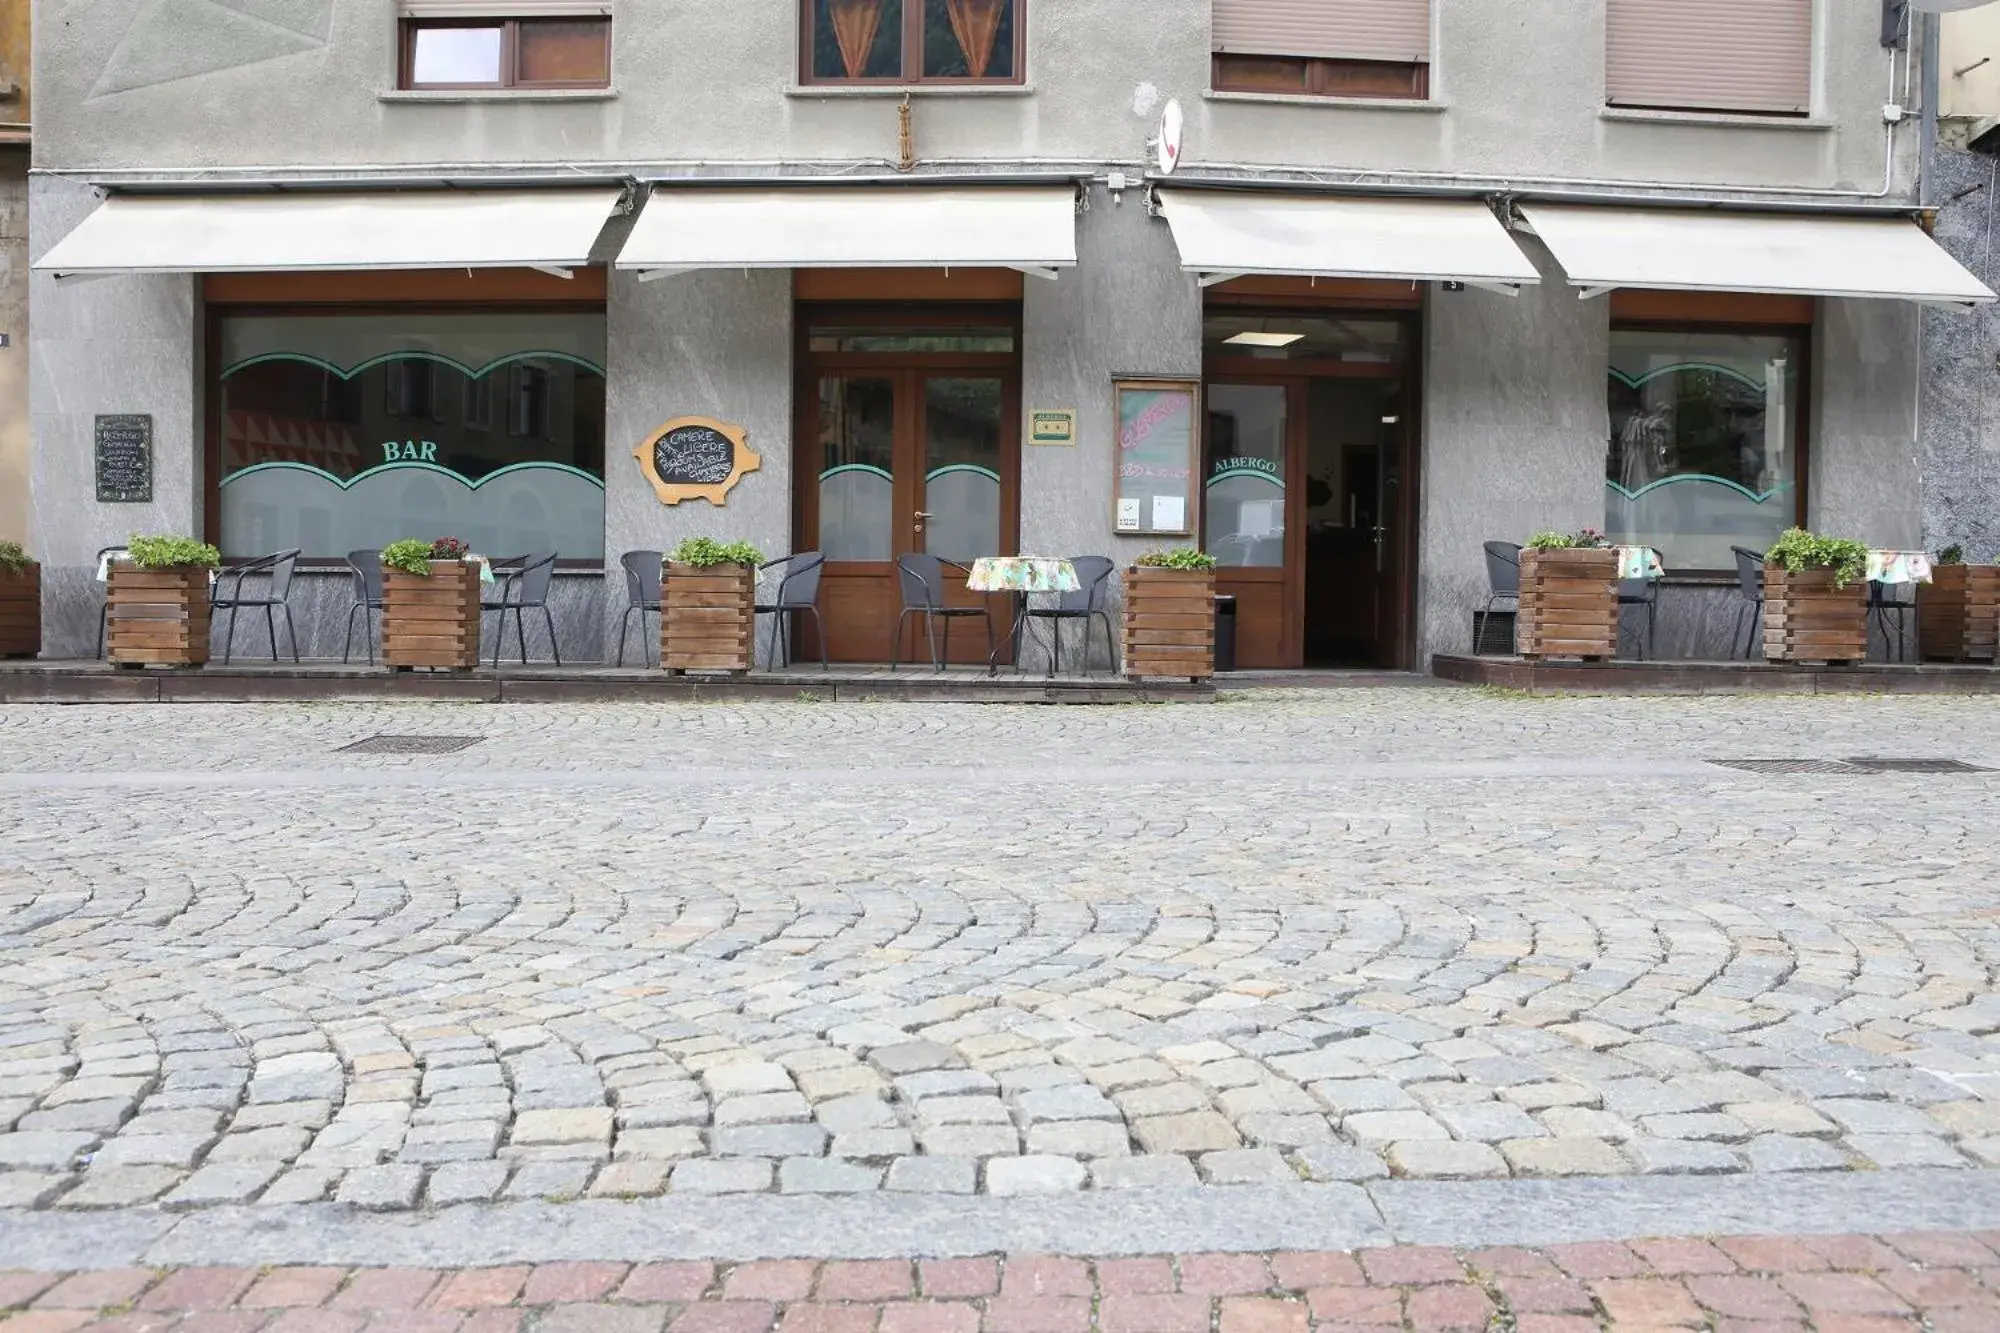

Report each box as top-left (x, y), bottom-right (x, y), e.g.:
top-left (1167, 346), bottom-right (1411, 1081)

top-left (382, 560), bottom-right (481, 671)
top-left (1517, 547), bottom-right (1618, 661)
top-left (1764, 566), bottom-right (1868, 665)
top-left (1919, 564), bottom-right (2000, 663)
top-left (0, 564), bottom-right (38, 659)
top-left (1122, 567), bottom-right (1215, 681)
top-left (107, 566), bottom-right (211, 669)
top-left (663, 562), bottom-right (755, 674)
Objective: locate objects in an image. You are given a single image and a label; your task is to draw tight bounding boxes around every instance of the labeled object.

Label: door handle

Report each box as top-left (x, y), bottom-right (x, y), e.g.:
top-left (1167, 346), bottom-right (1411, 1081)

top-left (914, 512), bottom-right (935, 519)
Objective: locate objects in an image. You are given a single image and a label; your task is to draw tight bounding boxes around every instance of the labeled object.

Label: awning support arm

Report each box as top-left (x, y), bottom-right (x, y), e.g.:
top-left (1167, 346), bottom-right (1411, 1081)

top-left (1578, 285), bottom-right (1618, 300)
top-left (1467, 281), bottom-right (1523, 297)
top-left (633, 267), bottom-right (693, 283)
top-left (530, 266), bottom-right (575, 281)
top-left (1197, 271), bottom-right (1245, 288)
top-left (1008, 265), bottom-right (1061, 281)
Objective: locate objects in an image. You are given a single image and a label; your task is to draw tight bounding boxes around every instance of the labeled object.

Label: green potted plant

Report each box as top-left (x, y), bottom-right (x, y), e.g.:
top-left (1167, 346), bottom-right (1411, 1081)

top-left (107, 535), bottom-right (221, 669)
top-left (1920, 542), bottom-right (1998, 663)
top-left (1763, 528), bottom-right (1871, 665)
top-left (0, 541), bottom-right (38, 659)
top-left (1123, 547), bottom-right (1219, 681)
top-left (1516, 529), bottom-right (1618, 661)
top-left (663, 537), bottom-right (764, 674)
top-left (379, 537), bottom-right (481, 672)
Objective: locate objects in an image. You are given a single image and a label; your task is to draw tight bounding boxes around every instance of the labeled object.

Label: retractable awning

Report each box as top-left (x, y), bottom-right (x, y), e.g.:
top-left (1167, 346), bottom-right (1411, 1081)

top-left (1516, 204), bottom-right (1997, 308)
top-left (616, 186), bottom-right (1079, 281)
top-left (34, 189), bottom-right (625, 280)
top-left (1156, 189), bottom-right (1541, 292)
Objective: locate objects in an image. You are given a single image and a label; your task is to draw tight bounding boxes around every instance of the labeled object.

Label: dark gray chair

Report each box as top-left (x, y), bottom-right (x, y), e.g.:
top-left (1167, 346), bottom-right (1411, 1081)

top-left (1730, 545), bottom-right (1766, 660)
top-left (617, 550), bottom-right (664, 667)
top-left (210, 548), bottom-right (302, 664)
top-left (1870, 580), bottom-right (1916, 663)
top-left (891, 553), bottom-right (992, 671)
top-left (343, 550), bottom-right (385, 665)
top-left (1618, 578), bottom-right (1658, 661)
top-left (756, 552), bottom-right (827, 670)
top-left (1475, 541), bottom-right (1520, 655)
top-left (482, 551), bottom-right (561, 667)
top-left (94, 544), bottom-right (129, 659)
top-left (1023, 555), bottom-right (1118, 676)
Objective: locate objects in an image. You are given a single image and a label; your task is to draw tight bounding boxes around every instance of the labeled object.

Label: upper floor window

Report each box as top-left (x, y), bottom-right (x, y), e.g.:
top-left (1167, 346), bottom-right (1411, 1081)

top-left (400, 15), bottom-right (611, 90)
top-left (803, 0), bottom-right (1023, 85)
top-left (1606, 0), bottom-right (1811, 116)
top-left (1211, 0), bottom-right (1431, 100)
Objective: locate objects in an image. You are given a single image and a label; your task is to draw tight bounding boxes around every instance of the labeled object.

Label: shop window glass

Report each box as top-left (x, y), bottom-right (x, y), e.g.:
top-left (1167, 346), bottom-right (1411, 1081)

top-left (1606, 329), bottom-right (1801, 571)
top-left (806, 0), bottom-right (1021, 83)
top-left (923, 377), bottom-right (1004, 564)
top-left (818, 376), bottom-right (898, 561)
top-left (217, 312), bottom-right (607, 562)
top-left (1206, 384), bottom-right (1288, 568)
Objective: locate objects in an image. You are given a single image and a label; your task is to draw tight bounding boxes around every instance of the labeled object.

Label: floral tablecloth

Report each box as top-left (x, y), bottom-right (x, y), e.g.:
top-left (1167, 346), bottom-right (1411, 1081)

top-left (1866, 550), bottom-right (1932, 585)
top-left (1614, 545), bottom-right (1665, 581)
top-left (967, 556), bottom-right (1080, 594)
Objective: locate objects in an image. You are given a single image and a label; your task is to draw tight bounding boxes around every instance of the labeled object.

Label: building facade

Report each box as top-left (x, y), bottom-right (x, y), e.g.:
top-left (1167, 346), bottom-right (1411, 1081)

top-left (26, 0), bottom-right (1988, 669)
top-left (0, 0), bottom-right (27, 547)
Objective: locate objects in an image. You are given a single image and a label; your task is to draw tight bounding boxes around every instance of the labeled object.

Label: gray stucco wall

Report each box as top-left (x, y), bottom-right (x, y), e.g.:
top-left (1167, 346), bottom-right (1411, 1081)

top-left (606, 266), bottom-right (793, 668)
top-left (1020, 186), bottom-right (1202, 670)
top-left (38, 0), bottom-right (1909, 198)
top-left (1812, 297), bottom-right (1923, 550)
top-left (1921, 145), bottom-right (2000, 562)
top-left (29, 172), bottom-right (200, 657)
top-left (1417, 239), bottom-right (1609, 667)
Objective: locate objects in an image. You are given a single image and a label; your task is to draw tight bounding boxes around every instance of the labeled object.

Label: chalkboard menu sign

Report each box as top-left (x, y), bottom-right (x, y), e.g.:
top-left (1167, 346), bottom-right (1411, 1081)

top-left (633, 416), bottom-right (762, 506)
top-left (95, 415), bottom-right (154, 504)
top-left (1112, 380), bottom-right (1199, 537)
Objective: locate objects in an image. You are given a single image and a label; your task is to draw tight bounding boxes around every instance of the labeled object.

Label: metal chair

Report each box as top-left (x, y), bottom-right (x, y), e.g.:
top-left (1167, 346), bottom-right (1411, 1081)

top-left (616, 550), bottom-right (664, 667)
top-left (1730, 546), bottom-right (1767, 661)
top-left (210, 548), bottom-right (302, 664)
top-left (1871, 580), bottom-right (1917, 663)
top-left (94, 545), bottom-right (129, 659)
top-left (481, 551), bottom-right (561, 667)
top-left (891, 553), bottom-right (992, 671)
top-left (1617, 578), bottom-right (1659, 661)
top-left (342, 550), bottom-right (385, 665)
top-left (1475, 541), bottom-right (1521, 655)
top-left (756, 552), bottom-right (827, 670)
top-left (1023, 555), bottom-right (1118, 676)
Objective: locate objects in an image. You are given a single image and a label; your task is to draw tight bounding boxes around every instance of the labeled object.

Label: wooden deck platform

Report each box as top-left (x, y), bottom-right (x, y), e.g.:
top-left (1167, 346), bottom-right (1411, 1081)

top-left (1433, 653), bottom-right (2000, 695)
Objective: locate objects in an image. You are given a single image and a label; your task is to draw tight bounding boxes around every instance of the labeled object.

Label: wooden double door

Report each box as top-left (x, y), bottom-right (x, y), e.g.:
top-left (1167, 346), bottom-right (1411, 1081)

top-left (795, 314), bottom-right (1021, 663)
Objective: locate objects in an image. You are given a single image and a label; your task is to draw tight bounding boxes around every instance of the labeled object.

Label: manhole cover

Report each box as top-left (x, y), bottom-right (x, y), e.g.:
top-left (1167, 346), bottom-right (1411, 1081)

top-left (1843, 757), bottom-right (1992, 774)
top-left (336, 735), bottom-right (484, 755)
top-left (1710, 759), bottom-right (1866, 775)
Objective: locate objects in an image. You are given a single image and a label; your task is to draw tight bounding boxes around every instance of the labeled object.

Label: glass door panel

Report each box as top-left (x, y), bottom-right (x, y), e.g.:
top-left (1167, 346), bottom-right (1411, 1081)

top-left (817, 376), bottom-right (897, 562)
top-left (1205, 384), bottom-right (1288, 568)
top-left (921, 376), bottom-right (1003, 564)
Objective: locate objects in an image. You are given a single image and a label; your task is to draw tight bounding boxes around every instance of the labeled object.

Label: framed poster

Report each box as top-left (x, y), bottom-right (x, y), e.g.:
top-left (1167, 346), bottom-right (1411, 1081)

top-left (1113, 379), bottom-right (1199, 537)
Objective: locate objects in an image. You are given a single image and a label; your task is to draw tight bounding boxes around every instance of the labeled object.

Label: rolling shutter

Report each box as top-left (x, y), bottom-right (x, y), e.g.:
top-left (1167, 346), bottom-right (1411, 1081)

top-left (1606, 0), bottom-right (1812, 115)
top-left (1212, 0), bottom-right (1432, 64)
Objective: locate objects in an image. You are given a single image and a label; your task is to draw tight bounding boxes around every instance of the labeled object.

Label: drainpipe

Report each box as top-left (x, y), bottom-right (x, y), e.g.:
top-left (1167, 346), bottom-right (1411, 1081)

top-left (1922, 9), bottom-right (1942, 206)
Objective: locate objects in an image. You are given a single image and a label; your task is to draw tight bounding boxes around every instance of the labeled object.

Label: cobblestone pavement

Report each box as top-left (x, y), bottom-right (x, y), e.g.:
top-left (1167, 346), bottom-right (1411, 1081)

top-left (0, 694), bottom-right (1996, 1217)
top-left (7, 1231), bottom-right (2000, 1331)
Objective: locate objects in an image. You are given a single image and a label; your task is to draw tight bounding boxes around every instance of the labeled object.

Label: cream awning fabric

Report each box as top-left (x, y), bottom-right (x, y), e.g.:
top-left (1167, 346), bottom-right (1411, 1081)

top-left (1157, 189), bottom-right (1541, 291)
top-left (1517, 203), bottom-right (1998, 307)
top-left (617, 186), bottom-right (1079, 279)
top-left (34, 189), bottom-right (625, 279)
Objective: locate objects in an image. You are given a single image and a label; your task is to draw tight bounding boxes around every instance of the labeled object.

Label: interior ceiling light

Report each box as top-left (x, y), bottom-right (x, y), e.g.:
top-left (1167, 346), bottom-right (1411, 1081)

top-left (1224, 331), bottom-right (1306, 348)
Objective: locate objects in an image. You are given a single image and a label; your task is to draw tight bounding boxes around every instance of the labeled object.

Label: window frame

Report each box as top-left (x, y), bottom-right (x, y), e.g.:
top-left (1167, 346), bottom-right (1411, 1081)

top-left (1607, 317), bottom-right (1814, 576)
top-left (798, 0), bottom-right (1027, 87)
top-left (399, 16), bottom-right (612, 92)
top-left (1210, 53), bottom-right (1429, 101)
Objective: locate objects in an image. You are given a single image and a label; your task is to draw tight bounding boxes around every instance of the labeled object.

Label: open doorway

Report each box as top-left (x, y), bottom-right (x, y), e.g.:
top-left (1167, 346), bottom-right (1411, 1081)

top-left (1204, 306), bottom-right (1417, 669)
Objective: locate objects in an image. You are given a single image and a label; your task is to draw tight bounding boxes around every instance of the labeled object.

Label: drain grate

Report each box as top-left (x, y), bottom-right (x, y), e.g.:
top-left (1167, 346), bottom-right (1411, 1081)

top-left (1843, 757), bottom-right (1992, 774)
top-left (336, 734), bottom-right (485, 755)
top-left (1711, 757), bottom-right (1990, 776)
top-left (1711, 759), bottom-right (1867, 776)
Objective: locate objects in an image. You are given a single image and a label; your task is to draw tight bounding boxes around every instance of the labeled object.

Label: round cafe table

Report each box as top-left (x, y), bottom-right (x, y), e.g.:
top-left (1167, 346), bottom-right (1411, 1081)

top-left (966, 556), bottom-right (1081, 676)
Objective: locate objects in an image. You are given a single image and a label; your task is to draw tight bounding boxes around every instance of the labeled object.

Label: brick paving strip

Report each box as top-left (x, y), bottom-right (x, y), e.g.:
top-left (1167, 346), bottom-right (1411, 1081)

top-left (5, 1230), bottom-right (2000, 1331)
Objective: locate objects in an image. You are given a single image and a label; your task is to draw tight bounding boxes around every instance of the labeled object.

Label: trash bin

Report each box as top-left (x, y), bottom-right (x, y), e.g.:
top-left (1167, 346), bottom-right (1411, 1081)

top-left (1213, 594), bottom-right (1237, 673)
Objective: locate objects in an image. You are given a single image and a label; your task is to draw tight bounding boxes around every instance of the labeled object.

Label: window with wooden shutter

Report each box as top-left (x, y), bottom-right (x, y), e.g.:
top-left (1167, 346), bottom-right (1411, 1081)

top-left (1606, 0), bottom-right (1812, 116)
top-left (1211, 0), bottom-right (1431, 101)
top-left (398, 2), bottom-right (611, 90)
